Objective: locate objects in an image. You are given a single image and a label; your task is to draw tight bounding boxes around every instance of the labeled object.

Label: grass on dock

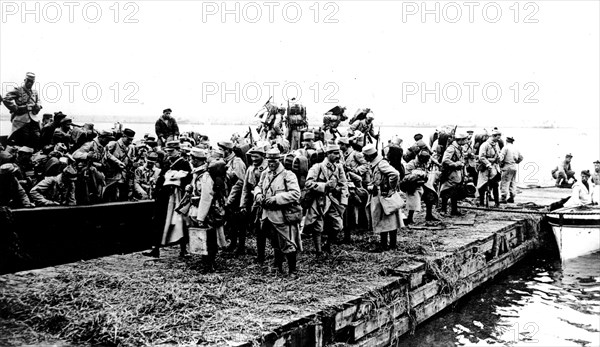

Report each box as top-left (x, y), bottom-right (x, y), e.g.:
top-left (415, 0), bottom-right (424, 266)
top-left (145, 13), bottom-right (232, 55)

top-left (0, 210), bottom-right (535, 347)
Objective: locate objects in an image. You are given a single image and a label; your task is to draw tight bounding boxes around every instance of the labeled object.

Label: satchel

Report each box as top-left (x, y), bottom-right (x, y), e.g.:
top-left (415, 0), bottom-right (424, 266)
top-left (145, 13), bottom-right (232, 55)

top-left (281, 172), bottom-right (303, 224)
top-left (380, 191), bottom-right (404, 215)
top-left (283, 203), bottom-right (303, 224)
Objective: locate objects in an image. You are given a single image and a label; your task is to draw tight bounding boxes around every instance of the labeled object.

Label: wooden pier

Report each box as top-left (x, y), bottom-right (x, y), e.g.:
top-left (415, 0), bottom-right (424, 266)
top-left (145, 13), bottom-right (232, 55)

top-left (0, 188), bottom-right (569, 347)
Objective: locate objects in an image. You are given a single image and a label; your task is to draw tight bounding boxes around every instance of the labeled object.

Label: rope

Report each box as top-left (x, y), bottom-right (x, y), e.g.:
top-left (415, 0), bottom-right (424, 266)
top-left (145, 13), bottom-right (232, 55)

top-left (457, 204), bottom-right (600, 216)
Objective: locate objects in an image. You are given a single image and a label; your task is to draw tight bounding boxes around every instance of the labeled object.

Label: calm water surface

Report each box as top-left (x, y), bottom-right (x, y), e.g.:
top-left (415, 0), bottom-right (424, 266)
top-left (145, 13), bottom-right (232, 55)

top-left (399, 251), bottom-right (600, 347)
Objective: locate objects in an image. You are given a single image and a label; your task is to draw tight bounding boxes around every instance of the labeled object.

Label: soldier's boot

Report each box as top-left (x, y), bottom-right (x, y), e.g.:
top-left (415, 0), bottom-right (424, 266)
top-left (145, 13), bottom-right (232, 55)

top-left (142, 247), bottom-right (160, 258)
top-left (313, 234), bottom-right (323, 257)
top-left (450, 197), bottom-right (463, 216)
top-left (440, 197), bottom-right (448, 215)
top-left (273, 251), bottom-right (284, 274)
top-left (205, 253), bottom-right (216, 273)
top-left (389, 230), bottom-right (398, 250)
top-left (492, 186), bottom-right (500, 208)
top-left (507, 195), bottom-right (515, 204)
top-left (378, 232), bottom-right (389, 252)
top-left (478, 187), bottom-right (486, 206)
top-left (179, 239), bottom-right (189, 258)
top-left (425, 204), bottom-right (439, 222)
top-left (343, 228), bottom-right (352, 244)
top-left (287, 252), bottom-right (298, 277)
top-left (323, 241), bottom-right (332, 254)
top-left (404, 211), bottom-right (415, 225)
top-left (236, 229), bottom-right (246, 255)
top-left (255, 233), bottom-right (266, 264)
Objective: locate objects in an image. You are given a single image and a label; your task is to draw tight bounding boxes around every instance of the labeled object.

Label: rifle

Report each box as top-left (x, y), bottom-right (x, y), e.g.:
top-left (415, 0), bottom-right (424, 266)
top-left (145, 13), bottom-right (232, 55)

top-left (375, 126), bottom-right (381, 150)
top-left (248, 126), bottom-right (254, 146)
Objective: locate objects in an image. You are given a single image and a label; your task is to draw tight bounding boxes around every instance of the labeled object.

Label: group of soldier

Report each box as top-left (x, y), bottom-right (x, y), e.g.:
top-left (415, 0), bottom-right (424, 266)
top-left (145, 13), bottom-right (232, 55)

top-left (4, 72), bottom-right (600, 277)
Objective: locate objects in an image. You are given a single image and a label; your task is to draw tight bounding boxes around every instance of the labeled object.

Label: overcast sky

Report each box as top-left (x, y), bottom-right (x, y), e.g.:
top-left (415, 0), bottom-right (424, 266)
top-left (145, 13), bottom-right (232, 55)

top-left (0, 0), bottom-right (598, 129)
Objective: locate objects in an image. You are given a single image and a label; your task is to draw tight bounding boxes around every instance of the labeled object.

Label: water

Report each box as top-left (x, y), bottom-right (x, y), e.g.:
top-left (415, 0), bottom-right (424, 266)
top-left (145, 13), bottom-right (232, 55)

top-left (399, 251), bottom-right (600, 347)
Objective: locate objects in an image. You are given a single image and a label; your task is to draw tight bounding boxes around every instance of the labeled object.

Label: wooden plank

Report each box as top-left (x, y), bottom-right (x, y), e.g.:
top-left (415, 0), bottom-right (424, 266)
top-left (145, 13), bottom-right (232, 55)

top-left (350, 296), bottom-right (407, 341)
top-left (409, 280), bottom-right (439, 307)
top-left (353, 281), bottom-right (407, 322)
top-left (352, 316), bottom-right (411, 347)
top-left (458, 254), bottom-right (487, 279)
top-left (386, 261), bottom-right (426, 289)
top-left (334, 304), bottom-right (358, 331)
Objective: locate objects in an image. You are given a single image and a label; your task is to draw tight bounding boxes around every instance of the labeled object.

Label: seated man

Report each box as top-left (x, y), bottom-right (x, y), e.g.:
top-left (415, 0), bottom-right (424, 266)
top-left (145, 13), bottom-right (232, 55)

top-left (564, 170), bottom-right (592, 207)
top-left (134, 152), bottom-right (160, 200)
top-left (29, 166), bottom-right (77, 206)
top-left (0, 163), bottom-right (34, 208)
top-left (552, 153), bottom-right (576, 187)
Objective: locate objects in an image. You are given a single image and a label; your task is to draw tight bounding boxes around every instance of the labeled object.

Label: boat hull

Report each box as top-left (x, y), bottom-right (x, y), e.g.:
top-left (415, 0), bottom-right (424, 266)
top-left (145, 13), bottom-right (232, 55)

top-left (1, 201), bottom-right (155, 274)
top-left (547, 206), bottom-right (600, 260)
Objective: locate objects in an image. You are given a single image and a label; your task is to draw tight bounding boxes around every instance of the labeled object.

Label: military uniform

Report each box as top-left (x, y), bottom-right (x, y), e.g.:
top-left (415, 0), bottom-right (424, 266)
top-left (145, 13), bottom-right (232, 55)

top-left (254, 151), bottom-right (302, 274)
top-left (134, 162), bottom-right (160, 200)
top-left (304, 154), bottom-right (349, 253)
top-left (478, 136), bottom-right (502, 206)
top-left (363, 144), bottom-right (403, 250)
top-left (105, 137), bottom-right (135, 201)
top-left (439, 139), bottom-right (467, 215)
top-left (3, 77), bottom-right (42, 149)
top-left (404, 154), bottom-right (438, 223)
top-left (30, 171), bottom-right (77, 206)
top-left (240, 158), bottom-right (268, 261)
top-left (341, 145), bottom-right (369, 238)
top-left (155, 113), bottom-right (180, 147)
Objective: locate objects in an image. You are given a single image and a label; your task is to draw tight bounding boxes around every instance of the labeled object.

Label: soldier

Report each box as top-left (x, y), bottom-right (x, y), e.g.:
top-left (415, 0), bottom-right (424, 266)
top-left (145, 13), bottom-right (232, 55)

top-left (155, 108), bottom-right (180, 147)
top-left (403, 133), bottom-right (432, 163)
top-left (0, 163), bottom-right (34, 208)
top-left (218, 141), bottom-right (248, 254)
top-left (12, 146), bottom-right (36, 192)
top-left (404, 150), bottom-right (439, 224)
top-left (134, 152), bottom-right (160, 200)
top-left (2, 72), bottom-right (43, 149)
top-left (286, 98), bottom-right (308, 151)
top-left (30, 166), bottom-right (78, 206)
top-left (499, 136), bottom-right (523, 203)
top-left (362, 144), bottom-right (403, 252)
top-left (350, 113), bottom-right (378, 144)
top-left (52, 118), bottom-right (73, 149)
top-left (440, 133), bottom-right (469, 215)
top-left (254, 148), bottom-right (302, 276)
top-left (304, 144), bottom-right (349, 256)
top-left (338, 136), bottom-right (368, 241)
top-left (240, 145), bottom-right (269, 262)
top-left (72, 130), bottom-right (113, 204)
top-left (143, 141), bottom-right (192, 258)
top-left (195, 158), bottom-right (228, 272)
top-left (40, 112), bottom-right (66, 147)
top-left (477, 129), bottom-right (502, 207)
top-left (322, 105), bottom-right (347, 143)
top-left (105, 128), bottom-right (136, 201)
top-left (296, 132), bottom-right (323, 158)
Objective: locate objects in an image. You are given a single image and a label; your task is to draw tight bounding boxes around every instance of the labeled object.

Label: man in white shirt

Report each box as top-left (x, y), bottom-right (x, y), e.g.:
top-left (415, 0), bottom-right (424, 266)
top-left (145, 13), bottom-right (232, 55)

top-left (499, 136), bottom-right (523, 203)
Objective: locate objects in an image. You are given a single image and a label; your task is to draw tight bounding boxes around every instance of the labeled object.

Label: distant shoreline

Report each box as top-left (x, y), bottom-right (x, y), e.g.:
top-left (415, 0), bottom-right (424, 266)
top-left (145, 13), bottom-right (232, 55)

top-left (0, 114), bottom-right (563, 129)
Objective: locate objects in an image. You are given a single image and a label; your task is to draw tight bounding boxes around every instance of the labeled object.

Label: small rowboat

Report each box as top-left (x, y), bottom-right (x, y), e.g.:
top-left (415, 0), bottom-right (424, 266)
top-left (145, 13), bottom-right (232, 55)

top-left (547, 205), bottom-right (600, 261)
